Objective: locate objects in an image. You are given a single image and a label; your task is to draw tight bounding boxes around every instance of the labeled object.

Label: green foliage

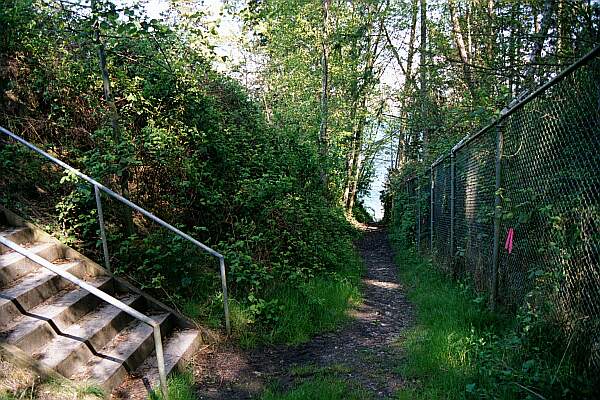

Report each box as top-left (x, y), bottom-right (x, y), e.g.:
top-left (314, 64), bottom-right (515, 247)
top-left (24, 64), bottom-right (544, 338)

top-left (149, 371), bottom-right (196, 400)
top-left (352, 200), bottom-right (374, 224)
top-left (0, 0), bottom-right (363, 344)
top-left (390, 245), bottom-right (595, 400)
top-left (261, 378), bottom-right (366, 400)
top-left (261, 363), bottom-right (367, 399)
top-left (229, 251), bottom-right (362, 347)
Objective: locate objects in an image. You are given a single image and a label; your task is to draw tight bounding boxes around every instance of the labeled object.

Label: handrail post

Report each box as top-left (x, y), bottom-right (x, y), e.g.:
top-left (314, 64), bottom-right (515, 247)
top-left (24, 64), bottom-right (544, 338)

top-left (94, 184), bottom-right (111, 272)
top-left (153, 325), bottom-right (169, 400)
top-left (218, 257), bottom-right (231, 335)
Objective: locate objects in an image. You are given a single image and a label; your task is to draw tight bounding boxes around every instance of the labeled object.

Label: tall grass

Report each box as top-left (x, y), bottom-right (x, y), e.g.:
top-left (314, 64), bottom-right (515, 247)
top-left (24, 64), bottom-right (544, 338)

top-left (392, 245), bottom-right (594, 399)
top-left (228, 255), bottom-right (363, 347)
top-left (261, 377), bottom-right (368, 400)
top-left (149, 371), bottom-right (196, 400)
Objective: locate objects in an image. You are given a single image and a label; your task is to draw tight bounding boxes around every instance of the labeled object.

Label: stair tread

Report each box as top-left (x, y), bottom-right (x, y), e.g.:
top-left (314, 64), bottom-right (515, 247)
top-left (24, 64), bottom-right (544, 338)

top-left (73, 313), bottom-right (170, 383)
top-left (0, 242), bottom-right (54, 267)
top-left (0, 226), bottom-right (29, 238)
top-left (134, 328), bottom-right (200, 384)
top-left (0, 227), bottom-right (32, 252)
top-left (0, 275), bottom-right (112, 344)
top-left (0, 217), bottom-right (199, 394)
top-left (0, 259), bottom-right (79, 295)
top-left (35, 293), bottom-right (141, 370)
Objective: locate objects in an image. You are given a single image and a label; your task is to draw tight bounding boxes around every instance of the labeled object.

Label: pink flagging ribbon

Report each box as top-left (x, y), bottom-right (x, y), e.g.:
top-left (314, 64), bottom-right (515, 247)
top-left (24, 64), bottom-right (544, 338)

top-left (504, 228), bottom-right (514, 254)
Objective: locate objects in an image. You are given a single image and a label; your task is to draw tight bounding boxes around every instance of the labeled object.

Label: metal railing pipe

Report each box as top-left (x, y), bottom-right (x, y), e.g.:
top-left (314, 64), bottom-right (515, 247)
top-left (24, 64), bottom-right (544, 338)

top-left (0, 236), bottom-right (169, 399)
top-left (218, 257), bottom-right (230, 334)
top-left (0, 127), bottom-right (222, 258)
top-left (0, 126), bottom-right (230, 334)
top-left (94, 185), bottom-right (111, 272)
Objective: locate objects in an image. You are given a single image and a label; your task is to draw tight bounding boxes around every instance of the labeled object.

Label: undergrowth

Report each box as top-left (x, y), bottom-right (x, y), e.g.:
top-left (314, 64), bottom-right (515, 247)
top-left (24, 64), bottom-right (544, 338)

top-left (0, 0), bottom-right (364, 347)
top-left (149, 371), bottom-right (196, 400)
top-left (230, 260), bottom-right (363, 347)
top-left (261, 363), bottom-right (370, 400)
top-left (391, 244), bottom-right (595, 399)
top-left (150, 366), bottom-right (370, 400)
top-left (0, 354), bottom-right (103, 400)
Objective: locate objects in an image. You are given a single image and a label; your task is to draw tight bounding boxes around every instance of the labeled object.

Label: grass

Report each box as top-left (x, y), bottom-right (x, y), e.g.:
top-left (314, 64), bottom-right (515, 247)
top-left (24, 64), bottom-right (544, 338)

top-left (260, 377), bottom-right (368, 400)
top-left (0, 354), bottom-right (104, 400)
top-left (392, 250), bottom-right (494, 399)
top-left (149, 371), bottom-right (196, 400)
top-left (148, 366), bottom-right (370, 400)
top-left (261, 363), bottom-right (370, 400)
top-left (391, 243), bottom-right (595, 399)
top-left (228, 254), bottom-right (363, 348)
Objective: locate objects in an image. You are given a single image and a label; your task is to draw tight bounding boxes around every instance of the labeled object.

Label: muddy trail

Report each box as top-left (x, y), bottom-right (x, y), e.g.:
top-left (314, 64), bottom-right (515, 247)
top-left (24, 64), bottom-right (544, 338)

top-left (190, 225), bottom-right (414, 399)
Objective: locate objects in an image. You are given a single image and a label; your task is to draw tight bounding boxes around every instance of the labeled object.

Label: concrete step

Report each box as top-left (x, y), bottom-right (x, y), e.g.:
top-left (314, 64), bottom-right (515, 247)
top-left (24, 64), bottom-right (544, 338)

top-left (0, 210), bottom-right (205, 396)
top-left (0, 242), bottom-right (60, 286)
top-left (132, 328), bottom-right (201, 391)
top-left (0, 227), bottom-right (34, 253)
top-left (73, 313), bottom-right (172, 392)
top-left (0, 276), bottom-right (114, 354)
top-left (35, 293), bottom-right (145, 378)
top-left (0, 260), bottom-right (86, 326)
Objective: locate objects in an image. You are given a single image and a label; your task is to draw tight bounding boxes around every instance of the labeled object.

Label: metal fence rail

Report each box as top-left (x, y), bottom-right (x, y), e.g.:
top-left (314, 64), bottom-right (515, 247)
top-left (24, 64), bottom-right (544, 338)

top-left (394, 45), bottom-right (600, 372)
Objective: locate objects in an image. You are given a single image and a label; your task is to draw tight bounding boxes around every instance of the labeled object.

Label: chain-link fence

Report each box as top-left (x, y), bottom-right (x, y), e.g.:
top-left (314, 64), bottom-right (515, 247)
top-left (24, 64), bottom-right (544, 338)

top-left (394, 46), bottom-right (600, 372)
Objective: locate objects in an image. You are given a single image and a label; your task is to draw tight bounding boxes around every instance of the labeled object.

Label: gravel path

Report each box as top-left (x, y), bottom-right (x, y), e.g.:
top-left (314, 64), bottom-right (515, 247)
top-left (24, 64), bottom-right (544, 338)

top-left (191, 225), bottom-right (414, 399)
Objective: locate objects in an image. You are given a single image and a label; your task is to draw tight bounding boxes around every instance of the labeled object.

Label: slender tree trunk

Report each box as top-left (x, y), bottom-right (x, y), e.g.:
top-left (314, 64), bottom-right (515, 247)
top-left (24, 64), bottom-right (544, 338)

top-left (344, 3), bottom-right (386, 213)
top-left (387, 0), bottom-right (418, 169)
top-left (91, 0), bottom-right (134, 235)
top-left (345, 0), bottom-right (389, 213)
top-left (448, 0), bottom-right (477, 100)
top-left (319, 0), bottom-right (331, 189)
top-left (345, 122), bottom-right (361, 211)
top-left (343, 101), bottom-right (359, 207)
top-left (486, 0), bottom-right (496, 77)
top-left (524, 0), bottom-right (555, 85)
top-left (420, 0), bottom-right (429, 161)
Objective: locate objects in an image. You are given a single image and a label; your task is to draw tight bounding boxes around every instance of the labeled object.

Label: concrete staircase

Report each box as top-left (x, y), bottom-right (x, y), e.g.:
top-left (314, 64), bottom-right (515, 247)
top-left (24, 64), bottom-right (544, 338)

top-left (0, 207), bottom-right (204, 396)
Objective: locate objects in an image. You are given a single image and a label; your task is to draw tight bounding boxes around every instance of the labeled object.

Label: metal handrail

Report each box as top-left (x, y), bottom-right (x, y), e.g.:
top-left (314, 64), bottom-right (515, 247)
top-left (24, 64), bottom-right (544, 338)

top-left (0, 236), bottom-right (169, 399)
top-left (0, 126), bottom-right (229, 336)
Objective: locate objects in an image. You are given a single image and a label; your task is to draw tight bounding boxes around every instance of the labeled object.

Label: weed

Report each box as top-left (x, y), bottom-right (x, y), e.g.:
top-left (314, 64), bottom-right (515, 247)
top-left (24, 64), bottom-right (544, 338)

top-left (261, 376), bottom-right (370, 400)
top-left (149, 371), bottom-right (196, 400)
top-left (391, 245), bottom-right (595, 399)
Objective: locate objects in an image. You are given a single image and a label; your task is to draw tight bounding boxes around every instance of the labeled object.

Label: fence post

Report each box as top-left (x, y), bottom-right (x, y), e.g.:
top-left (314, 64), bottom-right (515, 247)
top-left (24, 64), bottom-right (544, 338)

top-left (450, 151), bottom-right (455, 274)
top-left (491, 123), bottom-right (504, 310)
top-left (430, 167), bottom-right (434, 251)
top-left (416, 176), bottom-right (421, 251)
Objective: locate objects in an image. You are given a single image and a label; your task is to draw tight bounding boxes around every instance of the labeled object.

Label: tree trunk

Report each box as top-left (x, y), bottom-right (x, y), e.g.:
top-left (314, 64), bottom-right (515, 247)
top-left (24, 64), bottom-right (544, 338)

top-left (420, 0), bottom-right (429, 161)
top-left (448, 0), bottom-right (477, 100)
top-left (344, 3), bottom-right (385, 213)
top-left (386, 0), bottom-right (418, 169)
top-left (524, 0), bottom-right (555, 85)
top-left (319, 0), bottom-right (331, 189)
top-left (91, 0), bottom-right (134, 235)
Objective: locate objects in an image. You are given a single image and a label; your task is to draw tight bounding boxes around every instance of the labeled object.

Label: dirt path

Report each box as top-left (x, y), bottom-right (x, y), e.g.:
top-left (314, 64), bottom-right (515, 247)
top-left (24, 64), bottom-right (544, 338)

top-left (192, 225), bottom-right (413, 399)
